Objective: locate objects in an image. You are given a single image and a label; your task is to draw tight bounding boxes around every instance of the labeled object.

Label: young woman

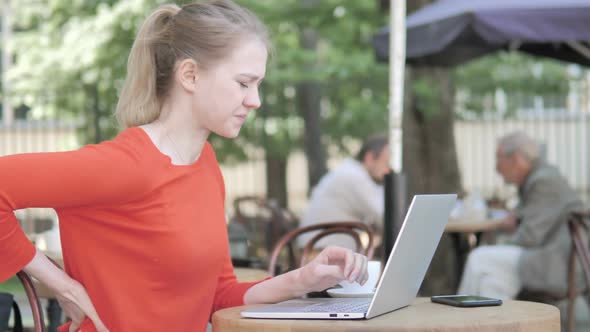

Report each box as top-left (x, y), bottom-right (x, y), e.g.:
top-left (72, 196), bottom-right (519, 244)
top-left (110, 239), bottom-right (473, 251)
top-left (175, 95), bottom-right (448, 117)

top-left (0, 1), bottom-right (368, 331)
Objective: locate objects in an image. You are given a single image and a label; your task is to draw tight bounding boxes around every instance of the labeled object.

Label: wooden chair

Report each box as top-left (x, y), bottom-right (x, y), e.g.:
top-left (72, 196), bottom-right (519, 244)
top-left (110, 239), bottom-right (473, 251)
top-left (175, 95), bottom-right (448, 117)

top-left (10, 256), bottom-right (64, 332)
top-left (517, 210), bottom-right (590, 332)
top-left (564, 210), bottom-right (590, 332)
top-left (231, 196), bottom-right (298, 262)
top-left (13, 271), bottom-right (45, 332)
top-left (267, 221), bottom-right (375, 276)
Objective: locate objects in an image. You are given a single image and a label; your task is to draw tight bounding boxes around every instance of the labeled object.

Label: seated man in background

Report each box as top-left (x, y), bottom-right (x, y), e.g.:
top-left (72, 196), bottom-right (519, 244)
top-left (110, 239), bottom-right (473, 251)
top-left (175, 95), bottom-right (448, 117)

top-left (459, 131), bottom-right (584, 300)
top-left (298, 134), bottom-right (390, 250)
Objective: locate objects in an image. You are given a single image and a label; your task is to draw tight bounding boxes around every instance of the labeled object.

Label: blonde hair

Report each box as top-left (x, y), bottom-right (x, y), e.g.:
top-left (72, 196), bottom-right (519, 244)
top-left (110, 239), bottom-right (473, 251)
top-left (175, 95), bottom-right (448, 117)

top-left (115, 0), bottom-right (271, 129)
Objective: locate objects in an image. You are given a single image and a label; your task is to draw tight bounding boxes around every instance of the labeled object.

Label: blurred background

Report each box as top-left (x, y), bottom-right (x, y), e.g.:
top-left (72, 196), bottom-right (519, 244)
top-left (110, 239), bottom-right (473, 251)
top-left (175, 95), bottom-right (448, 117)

top-left (1, 0), bottom-right (589, 329)
top-left (2, 0), bottom-right (587, 226)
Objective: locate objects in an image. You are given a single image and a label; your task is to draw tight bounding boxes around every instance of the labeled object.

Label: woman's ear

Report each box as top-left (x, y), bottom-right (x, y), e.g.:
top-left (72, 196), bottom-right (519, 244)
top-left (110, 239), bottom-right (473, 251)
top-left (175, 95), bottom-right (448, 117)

top-left (176, 58), bottom-right (199, 92)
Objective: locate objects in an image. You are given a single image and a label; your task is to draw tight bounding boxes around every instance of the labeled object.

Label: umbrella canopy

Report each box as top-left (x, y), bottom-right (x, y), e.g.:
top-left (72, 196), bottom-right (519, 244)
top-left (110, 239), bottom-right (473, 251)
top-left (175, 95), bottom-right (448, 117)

top-left (373, 0), bottom-right (590, 66)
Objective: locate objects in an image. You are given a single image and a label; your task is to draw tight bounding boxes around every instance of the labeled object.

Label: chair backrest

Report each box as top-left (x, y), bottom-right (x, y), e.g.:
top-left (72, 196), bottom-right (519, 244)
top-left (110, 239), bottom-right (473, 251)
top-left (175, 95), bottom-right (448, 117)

top-left (568, 210), bottom-right (590, 292)
top-left (13, 256), bottom-right (64, 332)
top-left (267, 221), bottom-right (375, 276)
top-left (15, 271), bottom-right (47, 332)
top-left (232, 196), bottom-right (298, 259)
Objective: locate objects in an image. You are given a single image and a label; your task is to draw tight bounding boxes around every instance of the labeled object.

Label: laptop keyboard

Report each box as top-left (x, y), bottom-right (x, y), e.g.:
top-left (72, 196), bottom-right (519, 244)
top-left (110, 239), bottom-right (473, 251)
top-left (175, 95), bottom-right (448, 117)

top-left (303, 300), bottom-right (370, 313)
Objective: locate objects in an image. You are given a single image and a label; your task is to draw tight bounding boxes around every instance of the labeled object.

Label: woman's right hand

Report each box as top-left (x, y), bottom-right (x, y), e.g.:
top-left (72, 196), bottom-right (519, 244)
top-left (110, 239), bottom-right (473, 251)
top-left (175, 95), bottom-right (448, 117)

top-left (55, 277), bottom-right (109, 332)
top-left (23, 249), bottom-right (109, 332)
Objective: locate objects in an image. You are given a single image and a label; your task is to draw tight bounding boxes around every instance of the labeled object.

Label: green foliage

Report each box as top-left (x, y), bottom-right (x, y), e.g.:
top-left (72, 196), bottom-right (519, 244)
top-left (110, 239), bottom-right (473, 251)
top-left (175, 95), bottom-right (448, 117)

top-left (10, 0), bottom-right (161, 142)
top-left (453, 52), bottom-right (578, 118)
top-left (0, 276), bottom-right (23, 294)
top-left (234, 0), bottom-right (390, 159)
top-left (10, 0), bottom-right (389, 161)
top-left (8, 0), bottom-right (587, 160)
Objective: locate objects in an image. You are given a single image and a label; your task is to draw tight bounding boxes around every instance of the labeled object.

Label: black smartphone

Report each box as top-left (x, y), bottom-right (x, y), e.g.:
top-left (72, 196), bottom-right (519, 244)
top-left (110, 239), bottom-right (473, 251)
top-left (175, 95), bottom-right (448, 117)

top-left (431, 295), bottom-right (502, 307)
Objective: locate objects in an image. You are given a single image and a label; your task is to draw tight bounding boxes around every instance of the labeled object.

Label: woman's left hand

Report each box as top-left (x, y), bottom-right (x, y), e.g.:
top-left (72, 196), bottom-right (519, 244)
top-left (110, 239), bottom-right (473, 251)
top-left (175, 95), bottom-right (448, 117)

top-left (295, 246), bottom-right (368, 293)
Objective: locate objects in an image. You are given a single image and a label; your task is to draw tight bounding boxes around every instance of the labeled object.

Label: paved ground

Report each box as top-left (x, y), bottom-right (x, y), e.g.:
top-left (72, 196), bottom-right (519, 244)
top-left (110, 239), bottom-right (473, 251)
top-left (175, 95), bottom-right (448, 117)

top-left (11, 295), bottom-right (590, 331)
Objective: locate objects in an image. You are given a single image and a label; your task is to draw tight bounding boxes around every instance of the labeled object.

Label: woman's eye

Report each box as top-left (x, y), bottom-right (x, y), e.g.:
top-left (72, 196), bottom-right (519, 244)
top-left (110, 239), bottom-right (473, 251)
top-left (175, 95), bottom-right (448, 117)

top-left (238, 82), bottom-right (249, 88)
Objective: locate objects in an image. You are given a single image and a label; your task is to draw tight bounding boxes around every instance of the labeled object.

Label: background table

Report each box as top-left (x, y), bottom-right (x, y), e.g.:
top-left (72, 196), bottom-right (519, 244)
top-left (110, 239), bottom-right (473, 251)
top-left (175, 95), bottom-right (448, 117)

top-left (212, 297), bottom-right (560, 332)
top-left (445, 218), bottom-right (505, 234)
top-left (234, 268), bottom-right (269, 282)
top-left (445, 218), bottom-right (506, 290)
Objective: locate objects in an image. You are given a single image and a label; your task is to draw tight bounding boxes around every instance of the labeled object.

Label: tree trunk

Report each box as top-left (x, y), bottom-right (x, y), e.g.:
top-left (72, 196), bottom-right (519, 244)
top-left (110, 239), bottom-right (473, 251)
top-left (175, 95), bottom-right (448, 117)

top-left (297, 26), bottom-right (327, 189)
top-left (265, 154), bottom-right (288, 208)
top-left (403, 66), bottom-right (463, 295)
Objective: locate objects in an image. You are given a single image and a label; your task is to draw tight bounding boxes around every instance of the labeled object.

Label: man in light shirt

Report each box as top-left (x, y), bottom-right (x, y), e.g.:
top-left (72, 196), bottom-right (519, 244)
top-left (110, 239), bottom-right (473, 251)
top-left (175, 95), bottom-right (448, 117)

top-left (298, 134), bottom-right (391, 250)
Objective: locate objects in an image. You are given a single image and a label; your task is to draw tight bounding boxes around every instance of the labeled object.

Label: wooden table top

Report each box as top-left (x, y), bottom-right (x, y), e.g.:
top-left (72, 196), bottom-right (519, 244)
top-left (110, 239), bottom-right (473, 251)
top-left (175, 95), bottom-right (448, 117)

top-left (212, 297), bottom-right (560, 332)
top-left (445, 218), bottom-right (505, 233)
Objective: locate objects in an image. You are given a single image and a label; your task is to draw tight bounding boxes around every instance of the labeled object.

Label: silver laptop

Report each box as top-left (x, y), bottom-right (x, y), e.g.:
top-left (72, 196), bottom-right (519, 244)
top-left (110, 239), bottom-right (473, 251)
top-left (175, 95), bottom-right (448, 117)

top-left (241, 194), bottom-right (457, 320)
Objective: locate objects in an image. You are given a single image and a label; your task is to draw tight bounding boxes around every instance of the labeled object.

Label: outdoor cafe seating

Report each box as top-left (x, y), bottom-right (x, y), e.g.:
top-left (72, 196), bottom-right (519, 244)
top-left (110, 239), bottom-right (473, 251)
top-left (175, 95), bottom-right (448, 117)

top-left (516, 209), bottom-right (590, 332)
top-left (266, 221), bottom-right (375, 277)
top-left (229, 195), bottom-right (298, 269)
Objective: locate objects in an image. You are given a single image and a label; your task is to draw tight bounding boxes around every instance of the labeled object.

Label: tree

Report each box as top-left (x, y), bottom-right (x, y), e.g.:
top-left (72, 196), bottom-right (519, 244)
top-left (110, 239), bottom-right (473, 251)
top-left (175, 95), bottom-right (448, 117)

top-left (397, 0), bottom-right (462, 295)
top-left (454, 52), bottom-right (572, 119)
top-left (225, 0), bottom-right (389, 206)
top-left (10, 0), bottom-right (389, 208)
top-left (9, 0), bottom-right (162, 143)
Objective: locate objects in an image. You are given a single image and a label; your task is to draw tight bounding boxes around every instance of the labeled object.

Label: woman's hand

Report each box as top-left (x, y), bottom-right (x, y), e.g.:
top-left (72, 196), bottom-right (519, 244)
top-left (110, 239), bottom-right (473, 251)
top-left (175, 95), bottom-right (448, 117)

top-left (295, 246), bottom-right (369, 293)
top-left (244, 247), bottom-right (369, 304)
top-left (54, 278), bottom-right (109, 332)
top-left (23, 249), bottom-right (108, 332)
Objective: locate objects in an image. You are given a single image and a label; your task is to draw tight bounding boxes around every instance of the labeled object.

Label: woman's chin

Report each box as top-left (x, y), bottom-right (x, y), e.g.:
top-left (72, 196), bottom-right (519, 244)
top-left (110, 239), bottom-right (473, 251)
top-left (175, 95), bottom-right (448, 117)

top-left (215, 127), bottom-right (242, 139)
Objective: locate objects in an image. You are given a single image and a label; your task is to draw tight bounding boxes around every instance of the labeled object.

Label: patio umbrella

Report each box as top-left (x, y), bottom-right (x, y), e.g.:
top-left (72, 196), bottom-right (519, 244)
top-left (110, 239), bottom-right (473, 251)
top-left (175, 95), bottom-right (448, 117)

top-left (373, 0), bottom-right (590, 67)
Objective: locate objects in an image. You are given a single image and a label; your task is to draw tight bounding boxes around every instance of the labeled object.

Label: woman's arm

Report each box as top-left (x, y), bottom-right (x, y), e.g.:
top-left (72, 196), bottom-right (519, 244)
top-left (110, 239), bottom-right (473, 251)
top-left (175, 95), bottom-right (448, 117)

top-left (24, 249), bottom-right (109, 331)
top-left (1, 139), bottom-right (147, 331)
top-left (0, 141), bottom-right (148, 280)
top-left (244, 246), bottom-right (368, 304)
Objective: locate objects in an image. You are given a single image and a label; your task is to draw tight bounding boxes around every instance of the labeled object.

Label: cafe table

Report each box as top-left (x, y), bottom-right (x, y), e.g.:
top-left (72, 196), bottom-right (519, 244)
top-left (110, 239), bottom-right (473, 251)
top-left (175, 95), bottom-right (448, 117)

top-left (444, 218), bottom-right (506, 289)
top-left (445, 218), bottom-right (505, 234)
top-left (212, 297), bottom-right (560, 332)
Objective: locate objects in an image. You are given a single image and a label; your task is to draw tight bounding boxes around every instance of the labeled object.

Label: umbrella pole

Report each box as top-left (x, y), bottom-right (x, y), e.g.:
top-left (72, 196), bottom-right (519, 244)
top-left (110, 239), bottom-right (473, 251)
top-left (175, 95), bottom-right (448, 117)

top-left (383, 0), bottom-right (407, 263)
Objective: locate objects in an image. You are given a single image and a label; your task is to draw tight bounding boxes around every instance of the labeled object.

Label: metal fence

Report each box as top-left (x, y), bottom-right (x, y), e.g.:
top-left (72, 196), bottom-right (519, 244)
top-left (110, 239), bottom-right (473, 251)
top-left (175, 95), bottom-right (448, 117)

top-left (455, 112), bottom-right (589, 204)
top-left (222, 110), bottom-right (590, 213)
top-left (2, 110), bottom-right (588, 229)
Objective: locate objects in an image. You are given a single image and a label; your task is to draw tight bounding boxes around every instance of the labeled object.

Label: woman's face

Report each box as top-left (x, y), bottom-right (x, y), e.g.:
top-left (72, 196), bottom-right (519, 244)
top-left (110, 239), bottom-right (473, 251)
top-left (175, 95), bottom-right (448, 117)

top-left (192, 38), bottom-right (268, 138)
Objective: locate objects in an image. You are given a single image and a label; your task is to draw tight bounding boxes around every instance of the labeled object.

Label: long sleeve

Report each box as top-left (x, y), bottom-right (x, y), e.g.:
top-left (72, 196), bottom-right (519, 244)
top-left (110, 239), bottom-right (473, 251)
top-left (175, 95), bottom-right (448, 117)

top-left (207, 146), bottom-right (269, 318)
top-left (0, 140), bottom-right (149, 281)
top-left (2, 128), bottom-right (263, 331)
top-left (209, 250), bottom-right (270, 320)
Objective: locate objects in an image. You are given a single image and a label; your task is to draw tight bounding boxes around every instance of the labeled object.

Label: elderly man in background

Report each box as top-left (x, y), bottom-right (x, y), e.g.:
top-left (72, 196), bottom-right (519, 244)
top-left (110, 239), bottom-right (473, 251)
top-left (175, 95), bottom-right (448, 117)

top-left (298, 134), bottom-right (391, 250)
top-left (459, 131), bottom-right (584, 300)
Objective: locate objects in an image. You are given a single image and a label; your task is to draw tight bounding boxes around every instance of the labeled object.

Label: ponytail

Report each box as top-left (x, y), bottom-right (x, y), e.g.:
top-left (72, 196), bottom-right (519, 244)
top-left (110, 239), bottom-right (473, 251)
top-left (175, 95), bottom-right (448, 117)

top-left (115, 4), bottom-right (180, 129)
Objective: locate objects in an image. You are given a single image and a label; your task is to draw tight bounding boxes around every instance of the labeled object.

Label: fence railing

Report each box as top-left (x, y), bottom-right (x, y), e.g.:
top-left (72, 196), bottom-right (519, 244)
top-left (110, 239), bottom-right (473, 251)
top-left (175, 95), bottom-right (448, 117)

top-left (2, 112), bottom-right (588, 228)
top-left (455, 112), bottom-right (589, 204)
top-left (222, 111), bottom-right (590, 213)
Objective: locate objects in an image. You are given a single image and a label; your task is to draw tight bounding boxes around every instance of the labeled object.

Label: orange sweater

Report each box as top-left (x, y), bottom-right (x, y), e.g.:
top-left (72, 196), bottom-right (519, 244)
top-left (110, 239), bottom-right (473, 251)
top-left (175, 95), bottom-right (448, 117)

top-left (0, 127), bottom-right (264, 331)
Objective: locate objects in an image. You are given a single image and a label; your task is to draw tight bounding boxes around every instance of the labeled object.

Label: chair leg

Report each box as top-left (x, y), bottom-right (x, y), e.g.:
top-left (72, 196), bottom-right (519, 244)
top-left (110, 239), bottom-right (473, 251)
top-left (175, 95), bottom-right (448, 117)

top-left (566, 296), bottom-right (576, 332)
top-left (46, 299), bottom-right (62, 332)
